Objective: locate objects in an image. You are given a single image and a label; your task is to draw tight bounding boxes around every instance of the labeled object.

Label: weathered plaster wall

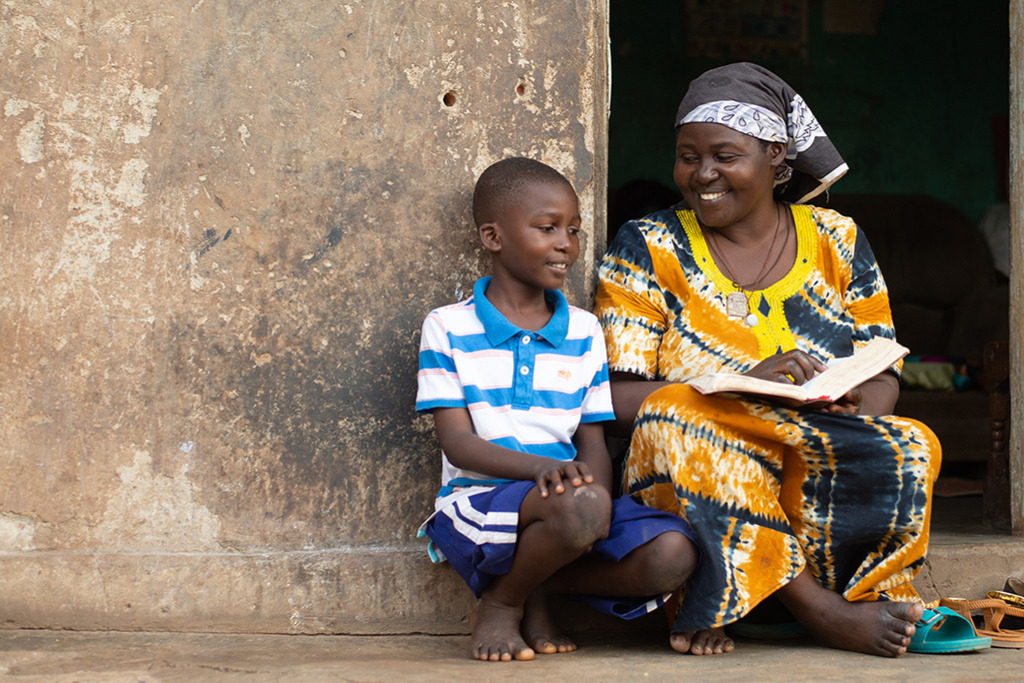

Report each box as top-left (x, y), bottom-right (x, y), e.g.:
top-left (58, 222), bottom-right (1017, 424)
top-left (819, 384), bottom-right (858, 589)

top-left (0, 1), bottom-right (609, 631)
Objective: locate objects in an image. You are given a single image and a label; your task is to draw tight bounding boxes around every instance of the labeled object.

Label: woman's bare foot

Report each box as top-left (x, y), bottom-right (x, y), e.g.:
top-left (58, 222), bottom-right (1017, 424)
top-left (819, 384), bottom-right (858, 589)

top-left (778, 569), bottom-right (922, 657)
top-left (802, 597), bottom-right (921, 657)
top-left (669, 627), bottom-right (735, 655)
top-left (470, 595), bottom-right (536, 662)
top-left (520, 590), bottom-right (577, 654)
top-left (778, 572), bottom-right (922, 657)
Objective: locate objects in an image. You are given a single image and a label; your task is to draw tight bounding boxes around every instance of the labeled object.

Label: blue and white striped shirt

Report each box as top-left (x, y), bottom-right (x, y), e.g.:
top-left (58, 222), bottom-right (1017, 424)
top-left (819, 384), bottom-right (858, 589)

top-left (417, 277), bottom-right (615, 506)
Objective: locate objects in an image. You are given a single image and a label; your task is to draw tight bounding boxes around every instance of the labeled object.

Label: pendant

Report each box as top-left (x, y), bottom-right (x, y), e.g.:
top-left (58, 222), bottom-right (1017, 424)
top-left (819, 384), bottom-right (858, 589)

top-left (725, 291), bottom-right (748, 319)
top-left (745, 313), bottom-right (759, 327)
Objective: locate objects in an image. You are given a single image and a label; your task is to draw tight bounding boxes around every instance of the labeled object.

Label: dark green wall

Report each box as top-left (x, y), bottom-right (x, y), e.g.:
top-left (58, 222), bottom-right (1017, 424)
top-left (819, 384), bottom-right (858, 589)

top-left (609, 1), bottom-right (1008, 223)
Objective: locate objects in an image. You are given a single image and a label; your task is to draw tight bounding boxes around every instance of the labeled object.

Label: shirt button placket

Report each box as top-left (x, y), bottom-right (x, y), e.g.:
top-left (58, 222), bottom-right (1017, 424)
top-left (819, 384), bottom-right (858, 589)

top-left (513, 334), bottom-right (534, 406)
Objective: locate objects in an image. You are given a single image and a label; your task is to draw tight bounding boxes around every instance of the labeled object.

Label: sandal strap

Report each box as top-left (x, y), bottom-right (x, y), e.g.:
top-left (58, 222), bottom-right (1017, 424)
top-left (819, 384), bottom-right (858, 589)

top-left (940, 598), bottom-right (1003, 631)
top-left (940, 597), bottom-right (1024, 640)
top-left (988, 589), bottom-right (1024, 610)
top-left (946, 597), bottom-right (1024, 621)
top-left (917, 609), bottom-right (947, 629)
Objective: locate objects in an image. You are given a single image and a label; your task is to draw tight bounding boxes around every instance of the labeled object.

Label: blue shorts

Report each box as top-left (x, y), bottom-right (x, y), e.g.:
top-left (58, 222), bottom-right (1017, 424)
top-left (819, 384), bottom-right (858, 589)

top-left (422, 481), bottom-right (695, 620)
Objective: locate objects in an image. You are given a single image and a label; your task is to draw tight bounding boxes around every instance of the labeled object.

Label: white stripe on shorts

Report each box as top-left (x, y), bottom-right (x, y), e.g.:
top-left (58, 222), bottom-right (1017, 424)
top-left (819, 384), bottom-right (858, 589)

top-left (441, 499), bottom-right (517, 545)
top-left (454, 496), bottom-right (518, 527)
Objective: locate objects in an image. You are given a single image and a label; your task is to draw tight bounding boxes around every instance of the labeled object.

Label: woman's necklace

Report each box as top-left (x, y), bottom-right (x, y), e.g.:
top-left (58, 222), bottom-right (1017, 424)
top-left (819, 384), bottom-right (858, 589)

top-left (704, 204), bottom-right (784, 327)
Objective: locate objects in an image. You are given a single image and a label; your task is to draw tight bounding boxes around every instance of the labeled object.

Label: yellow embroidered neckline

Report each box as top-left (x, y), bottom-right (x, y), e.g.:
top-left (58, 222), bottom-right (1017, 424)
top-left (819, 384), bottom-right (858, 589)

top-left (680, 205), bottom-right (816, 300)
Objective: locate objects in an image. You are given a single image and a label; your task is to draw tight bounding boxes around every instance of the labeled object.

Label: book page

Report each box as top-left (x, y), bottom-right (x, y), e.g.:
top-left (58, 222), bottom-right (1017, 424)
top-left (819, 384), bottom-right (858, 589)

top-left (685, 372), bottom-right (811, 402)
top-left (685, 337), bottom-right (908, 404)
top-left (800, 337), bottom-right (908, 400)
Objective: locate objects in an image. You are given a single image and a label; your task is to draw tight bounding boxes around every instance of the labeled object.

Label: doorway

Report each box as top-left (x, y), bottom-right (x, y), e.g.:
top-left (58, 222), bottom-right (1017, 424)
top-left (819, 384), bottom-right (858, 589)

top-left (606, 0), bottom-right (1014, 531)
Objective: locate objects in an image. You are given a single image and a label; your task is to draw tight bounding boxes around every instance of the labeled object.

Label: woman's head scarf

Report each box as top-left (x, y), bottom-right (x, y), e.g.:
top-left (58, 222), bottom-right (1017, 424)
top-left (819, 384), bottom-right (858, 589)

top-left (675, 62), bottom-right (847, 204)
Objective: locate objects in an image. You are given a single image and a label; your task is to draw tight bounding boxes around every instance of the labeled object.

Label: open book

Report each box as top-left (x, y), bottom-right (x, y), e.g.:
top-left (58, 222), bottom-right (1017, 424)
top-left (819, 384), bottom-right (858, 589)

top-left (685, 337), bottom-right (909, 405)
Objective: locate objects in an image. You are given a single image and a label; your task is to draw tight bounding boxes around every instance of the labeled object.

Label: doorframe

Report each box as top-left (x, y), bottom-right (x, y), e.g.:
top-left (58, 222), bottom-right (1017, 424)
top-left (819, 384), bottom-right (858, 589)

top-left (1008, 1), bottom-right (1023, 533)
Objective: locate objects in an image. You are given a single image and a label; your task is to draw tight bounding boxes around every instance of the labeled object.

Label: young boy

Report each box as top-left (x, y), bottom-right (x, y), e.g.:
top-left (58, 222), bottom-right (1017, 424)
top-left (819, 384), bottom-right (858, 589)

top-left (416, 157), bottom-right (699, 662)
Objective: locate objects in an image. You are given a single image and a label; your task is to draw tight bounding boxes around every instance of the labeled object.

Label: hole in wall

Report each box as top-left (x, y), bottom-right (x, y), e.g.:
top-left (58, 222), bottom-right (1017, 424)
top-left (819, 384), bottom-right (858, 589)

top-left (442, 90), bottom-right (457, 107)
top-left (515, 82), bottom-right (526, 96)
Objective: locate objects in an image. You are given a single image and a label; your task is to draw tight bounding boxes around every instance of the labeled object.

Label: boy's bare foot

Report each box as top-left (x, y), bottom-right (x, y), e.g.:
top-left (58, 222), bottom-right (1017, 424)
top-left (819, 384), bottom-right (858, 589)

top-left (521, 590), bottom-right (577, 654)
top-left (669, 627), bottom-right (735, 655)
top-left (470, 596), bottom-right (536, 662)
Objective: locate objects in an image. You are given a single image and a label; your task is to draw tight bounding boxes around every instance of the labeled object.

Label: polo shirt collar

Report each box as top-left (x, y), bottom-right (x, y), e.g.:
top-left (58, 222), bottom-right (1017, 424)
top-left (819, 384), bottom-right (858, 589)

top-left (473, 276), bottom-right (569, 347)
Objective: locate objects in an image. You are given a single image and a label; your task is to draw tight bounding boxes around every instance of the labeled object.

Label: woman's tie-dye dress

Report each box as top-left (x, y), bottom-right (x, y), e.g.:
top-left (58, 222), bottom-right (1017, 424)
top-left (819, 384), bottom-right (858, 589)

top-left (595, 205), bottom-right (940, 633)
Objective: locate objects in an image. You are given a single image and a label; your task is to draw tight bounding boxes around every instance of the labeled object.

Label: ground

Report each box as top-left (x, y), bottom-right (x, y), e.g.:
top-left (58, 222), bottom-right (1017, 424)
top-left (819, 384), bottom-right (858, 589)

top-left (0, 628), bottom-right (1021, 682)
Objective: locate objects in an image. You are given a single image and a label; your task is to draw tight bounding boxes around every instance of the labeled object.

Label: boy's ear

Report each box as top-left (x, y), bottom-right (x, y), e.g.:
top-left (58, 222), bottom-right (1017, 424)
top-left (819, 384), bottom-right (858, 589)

top-left (478, 222), bottom-right (501, 253)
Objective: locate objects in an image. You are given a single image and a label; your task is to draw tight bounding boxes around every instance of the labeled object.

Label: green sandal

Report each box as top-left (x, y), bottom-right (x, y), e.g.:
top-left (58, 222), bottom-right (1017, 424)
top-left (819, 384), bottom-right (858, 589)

top-left (908, 606), bottom-right (992, 654)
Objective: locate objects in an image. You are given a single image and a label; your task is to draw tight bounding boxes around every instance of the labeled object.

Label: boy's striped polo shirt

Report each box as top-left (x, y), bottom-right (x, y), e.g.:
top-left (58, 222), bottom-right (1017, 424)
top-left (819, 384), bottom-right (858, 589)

top-left (417, 276), bottom-right (615, 501)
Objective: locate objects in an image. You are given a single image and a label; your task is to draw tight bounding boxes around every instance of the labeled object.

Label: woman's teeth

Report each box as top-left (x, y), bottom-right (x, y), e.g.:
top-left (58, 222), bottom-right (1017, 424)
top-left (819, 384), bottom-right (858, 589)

top-left (700, 191), bottom-right (727, 201)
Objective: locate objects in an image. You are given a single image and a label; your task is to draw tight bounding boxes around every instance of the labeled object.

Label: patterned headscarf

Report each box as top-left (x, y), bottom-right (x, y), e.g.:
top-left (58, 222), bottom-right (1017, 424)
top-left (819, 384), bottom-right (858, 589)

top-left (675, 62), bottom-right (848, 204)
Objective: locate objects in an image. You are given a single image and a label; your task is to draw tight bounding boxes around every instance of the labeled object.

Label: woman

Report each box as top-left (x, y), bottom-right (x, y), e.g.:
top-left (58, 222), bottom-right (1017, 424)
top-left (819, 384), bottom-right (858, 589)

top-left (595, 63), bottom-right (942, 657)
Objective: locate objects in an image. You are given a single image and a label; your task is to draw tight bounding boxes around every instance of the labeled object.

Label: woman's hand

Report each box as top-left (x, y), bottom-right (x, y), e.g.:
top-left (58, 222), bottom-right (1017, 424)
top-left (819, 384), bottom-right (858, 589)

top-left (821, 387), bottom-right (862, 415)
top-left (745, 349), bottom-right (828, 385)
top-left (532, 461), bottom-right (594, 498)
top-left (845, 372), bottom-right (899, 417)
top-left (745, 352), bottom-right (899, 416)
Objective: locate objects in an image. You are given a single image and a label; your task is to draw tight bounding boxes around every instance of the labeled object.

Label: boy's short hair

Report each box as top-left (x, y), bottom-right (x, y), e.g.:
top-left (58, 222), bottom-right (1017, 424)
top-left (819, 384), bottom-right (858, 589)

top-left (472, 157), bottom-right (574, 226)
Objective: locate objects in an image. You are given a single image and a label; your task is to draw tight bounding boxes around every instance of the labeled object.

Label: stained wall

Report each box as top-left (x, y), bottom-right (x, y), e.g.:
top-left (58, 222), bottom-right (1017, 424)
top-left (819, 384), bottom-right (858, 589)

top-left (0, 1), bottom-right (609, 632)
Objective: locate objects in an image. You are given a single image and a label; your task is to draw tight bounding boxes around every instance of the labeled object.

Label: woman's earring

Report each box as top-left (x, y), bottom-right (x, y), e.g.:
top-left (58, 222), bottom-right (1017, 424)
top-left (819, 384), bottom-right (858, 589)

top-left (774, 164), bottom-right (793, 186)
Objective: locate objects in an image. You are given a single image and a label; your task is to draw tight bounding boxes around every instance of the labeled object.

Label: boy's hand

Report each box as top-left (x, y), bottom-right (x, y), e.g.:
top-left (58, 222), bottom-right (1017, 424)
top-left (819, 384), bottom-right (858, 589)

top-left (533, 461), bottom-right (594, 498)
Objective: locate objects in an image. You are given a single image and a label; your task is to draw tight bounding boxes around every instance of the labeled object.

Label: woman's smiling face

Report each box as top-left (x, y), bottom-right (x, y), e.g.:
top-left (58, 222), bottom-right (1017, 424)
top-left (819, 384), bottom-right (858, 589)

top-left (673, 122), bottom-right (784, 229)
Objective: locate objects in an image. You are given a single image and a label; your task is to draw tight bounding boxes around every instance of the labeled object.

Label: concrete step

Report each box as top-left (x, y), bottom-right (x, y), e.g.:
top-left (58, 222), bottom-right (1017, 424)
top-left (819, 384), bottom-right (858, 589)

top-left (0, 499), bottom-right (1018, 636)
top-left (917, 494), bottom-right (1024, 604)
top-left (918, 529), bottom-right (1024, 604)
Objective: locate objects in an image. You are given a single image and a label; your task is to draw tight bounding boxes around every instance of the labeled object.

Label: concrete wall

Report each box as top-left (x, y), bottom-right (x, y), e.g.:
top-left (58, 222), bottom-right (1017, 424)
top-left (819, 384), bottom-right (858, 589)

top-left (0, 1), bottom-right (609, 632)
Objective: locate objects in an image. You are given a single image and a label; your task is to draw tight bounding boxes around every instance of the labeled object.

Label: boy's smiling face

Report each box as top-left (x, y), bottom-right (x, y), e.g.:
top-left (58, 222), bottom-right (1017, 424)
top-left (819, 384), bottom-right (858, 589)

top-left (484, 180), bottom-right (581, 292)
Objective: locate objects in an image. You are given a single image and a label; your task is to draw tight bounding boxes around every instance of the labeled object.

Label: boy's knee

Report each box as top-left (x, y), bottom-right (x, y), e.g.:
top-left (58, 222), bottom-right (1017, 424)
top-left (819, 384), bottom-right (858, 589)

top-left (641, 531), bottom-right (697, 593)
top-left (550, 484), bottom-right (611, 550)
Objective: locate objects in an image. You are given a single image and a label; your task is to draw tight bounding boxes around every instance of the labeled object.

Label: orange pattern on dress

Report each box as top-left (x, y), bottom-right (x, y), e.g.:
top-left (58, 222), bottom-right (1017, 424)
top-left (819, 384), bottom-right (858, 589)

top-left (596, 205), bottom-right (940, 631)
